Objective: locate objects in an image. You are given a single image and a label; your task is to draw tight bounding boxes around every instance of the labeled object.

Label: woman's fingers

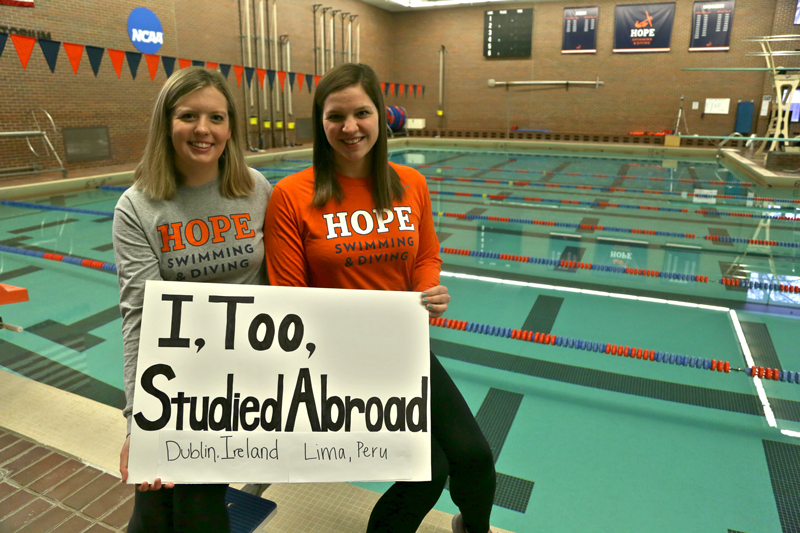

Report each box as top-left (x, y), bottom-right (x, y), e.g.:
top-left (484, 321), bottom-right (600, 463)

top-left (422, 285), bottom-right (450, 318)
top-left (135, 478), bottom-right (173, 492)
top-left (119, 435), bottom-right (130, 483)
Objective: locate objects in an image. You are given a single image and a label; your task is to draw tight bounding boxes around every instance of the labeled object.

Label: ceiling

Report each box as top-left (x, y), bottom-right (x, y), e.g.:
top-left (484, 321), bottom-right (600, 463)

top-left (356, 0), bottom-right (544, 13)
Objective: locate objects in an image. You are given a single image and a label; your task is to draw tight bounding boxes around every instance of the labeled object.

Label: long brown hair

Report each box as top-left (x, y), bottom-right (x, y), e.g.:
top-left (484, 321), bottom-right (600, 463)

top-left (134, 67), bottom-right (253, 200)
top-left (311, 63), bottom-right (402, 211)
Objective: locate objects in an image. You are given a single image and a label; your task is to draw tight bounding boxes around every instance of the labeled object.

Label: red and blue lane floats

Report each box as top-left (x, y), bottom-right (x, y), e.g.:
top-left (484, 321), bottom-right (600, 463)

top-left (433, 211), bottom-right (697, 239)
top-left (719, 278), bottom-right (800, 293)
top-left (427, 316), bottom-right (741, 376)
top-left (746, 366), bottom-right (800, 383)
top-left (439, 246), bottom-right (710, 283)
top-left (0, 245), bottom-right (117, 273)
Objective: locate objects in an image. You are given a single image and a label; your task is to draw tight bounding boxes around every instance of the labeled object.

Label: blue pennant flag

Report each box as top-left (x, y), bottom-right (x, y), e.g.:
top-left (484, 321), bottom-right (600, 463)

top-left (162, 56), bottom-right (175, 77)
top-left (192, 60), bottom-right (204, 67)
top-left (288, 72), bottom-right (295, 90)
top-left (38, 39), bottom-right (61, 73)
top-left (85, 46), bottom-right (104, 77)
top-left (306, 73), bottom-right (313, 93)
top-left (126, 51), bottom-right (142, 79)
top-left (219, 63), bottom-right (231, 78)
top-left (244, 66), bottom-right (255, 87)
top-left (267, 69), bottom-right (276, 90)
top-left (0, 33), bottom-right (8, 60)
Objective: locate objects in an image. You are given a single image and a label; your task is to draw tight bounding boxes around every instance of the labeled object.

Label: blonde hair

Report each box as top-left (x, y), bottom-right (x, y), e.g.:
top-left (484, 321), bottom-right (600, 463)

top-left (134, 67), bottom-right (253, 199)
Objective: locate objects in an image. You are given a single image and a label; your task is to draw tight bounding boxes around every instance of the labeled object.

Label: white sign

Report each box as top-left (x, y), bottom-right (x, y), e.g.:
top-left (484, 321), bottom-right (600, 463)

top-left (128, 281), bottom-right (431, 484)
top-left (704, 98), bottom-right (730, 115)
top-left (761, 96), bottom-right (771, 117)
top-left (693, 188), bottom-right (718, 205)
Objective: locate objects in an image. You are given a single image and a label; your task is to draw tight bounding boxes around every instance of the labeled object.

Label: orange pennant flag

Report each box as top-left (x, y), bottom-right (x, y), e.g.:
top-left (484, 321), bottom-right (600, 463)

top-left (390, 83), bottom-right (395, 96)
top-left (107, 49), bottom-right (125, 78)
top-left (178, 58), bottom-right (191, 69)
top-left (233, 65), bottom-right (244, 87)
top-left (277, 71), bottom-right (286, 92)
top-left (145, 54), bottom-right (160, 81)
top-left (380, 82), bottom-right (386, 94)
top-left (256, 68), bottom-right (266, 90)
top-left (314, 75), bottom-right (321, 87)
top-left (11, 35), bottom-right (36, 70)
top-left (62, 42), bottom-right (84, 75)
top-left (399, 84), bottom-right (404, 97)
top-left (206, 61), bottom-right (218, 70)
top-left (297, 73), bottom-right (304, 93)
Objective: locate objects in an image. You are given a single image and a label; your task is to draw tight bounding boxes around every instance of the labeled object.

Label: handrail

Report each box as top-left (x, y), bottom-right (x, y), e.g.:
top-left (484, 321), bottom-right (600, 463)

top-left (488, 77), bottom-right (604, 88)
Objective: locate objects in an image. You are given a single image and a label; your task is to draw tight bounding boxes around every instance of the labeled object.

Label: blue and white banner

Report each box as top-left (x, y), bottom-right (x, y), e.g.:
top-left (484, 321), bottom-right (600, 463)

top-left (563, 7), bottom-right (599, 54)
top-left (689, 1), bottom-right (735, 51)
top-left (614, 3), bottom-right (676, 53)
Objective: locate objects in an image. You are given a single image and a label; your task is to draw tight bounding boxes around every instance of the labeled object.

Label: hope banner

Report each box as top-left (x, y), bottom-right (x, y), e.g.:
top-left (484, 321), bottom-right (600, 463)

top-left (613, 3), bottom-right (676, 53)
top-left (689, 1), bottom-right (735, 51)
top-left (128, 281), bottom-right (431, 484)
top-left (563, 7), bottom-right (599, 54)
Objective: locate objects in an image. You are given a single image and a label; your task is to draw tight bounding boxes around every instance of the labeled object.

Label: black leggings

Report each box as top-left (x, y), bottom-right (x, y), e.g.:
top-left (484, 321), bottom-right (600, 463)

top-left (366, 352), bottom-right (496, 533)
top-left (127, 483), bottom-right (229, 533)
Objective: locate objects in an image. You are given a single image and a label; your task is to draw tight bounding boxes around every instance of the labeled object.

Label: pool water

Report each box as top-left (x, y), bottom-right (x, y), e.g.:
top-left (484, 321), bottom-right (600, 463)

top-left (2, 146), bottom-right (800, 532)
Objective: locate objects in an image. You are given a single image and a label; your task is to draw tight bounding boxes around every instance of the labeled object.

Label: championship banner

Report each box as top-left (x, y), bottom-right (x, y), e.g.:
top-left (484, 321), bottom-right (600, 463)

top-left (689, 1), bottom-right (735, 51)
top-left (613, 3), bottom-right (676, 53)
top-left (563, 7), bottom-right (599, 54)
top-left (128, 281), bottom-right (431, 484)
top-left (0, 0), bottom-right (34, 6)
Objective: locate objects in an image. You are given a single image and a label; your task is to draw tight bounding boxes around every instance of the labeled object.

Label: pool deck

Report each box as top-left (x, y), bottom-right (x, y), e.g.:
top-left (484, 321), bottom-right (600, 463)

top-left (0, 370), bottom-right (513, 533)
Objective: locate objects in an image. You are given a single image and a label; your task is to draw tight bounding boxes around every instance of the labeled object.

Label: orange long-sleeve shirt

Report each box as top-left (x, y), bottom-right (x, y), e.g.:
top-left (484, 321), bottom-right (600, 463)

top-left (265, 162), bottom-right (442, 292)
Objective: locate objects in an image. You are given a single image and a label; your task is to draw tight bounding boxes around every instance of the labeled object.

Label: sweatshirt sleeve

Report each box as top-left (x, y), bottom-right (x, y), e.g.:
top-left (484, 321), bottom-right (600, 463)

top-left (411, 175), bottom-right (442, 292)
top-left (112, 194), bottom-right (164, 435)
top-left (265, 183), bottom-right (309, 287)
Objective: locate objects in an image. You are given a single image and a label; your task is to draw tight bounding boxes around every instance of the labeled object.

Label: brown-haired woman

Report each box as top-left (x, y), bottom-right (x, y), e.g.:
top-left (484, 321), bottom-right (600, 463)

top-left (113, 66), bottom-right (271, 532)
top-left (265, 63), bottom-right (496, 533)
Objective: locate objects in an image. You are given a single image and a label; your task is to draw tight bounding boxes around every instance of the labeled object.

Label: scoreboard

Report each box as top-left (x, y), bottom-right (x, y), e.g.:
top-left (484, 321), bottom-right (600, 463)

top-left (484, 8), bottom-right (533, 58)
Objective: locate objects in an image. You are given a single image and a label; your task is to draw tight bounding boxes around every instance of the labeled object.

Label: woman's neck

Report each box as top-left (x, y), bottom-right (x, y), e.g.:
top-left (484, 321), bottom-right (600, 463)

top-left (176, 163), bottom-right (218, 187)
top-left (335, 154), bottom-right (372, 178)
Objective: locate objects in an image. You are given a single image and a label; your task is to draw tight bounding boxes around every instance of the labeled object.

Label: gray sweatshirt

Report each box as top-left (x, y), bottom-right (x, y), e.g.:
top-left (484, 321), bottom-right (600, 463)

top-left (113, 169), bottom-right (271, 434)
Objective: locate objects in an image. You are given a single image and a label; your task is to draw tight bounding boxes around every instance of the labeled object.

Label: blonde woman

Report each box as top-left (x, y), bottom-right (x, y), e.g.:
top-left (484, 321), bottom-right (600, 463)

top-left (113, 67), bottom-right (270, 532)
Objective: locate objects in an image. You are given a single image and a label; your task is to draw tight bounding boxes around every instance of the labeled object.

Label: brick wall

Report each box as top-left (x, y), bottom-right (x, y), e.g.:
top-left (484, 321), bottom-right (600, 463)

top-left (0, 0), bottom-right (795, 176)
top-left (0, 0), bottom-right (394, 175)
top-left (388, 0), bottom-right (795, 137)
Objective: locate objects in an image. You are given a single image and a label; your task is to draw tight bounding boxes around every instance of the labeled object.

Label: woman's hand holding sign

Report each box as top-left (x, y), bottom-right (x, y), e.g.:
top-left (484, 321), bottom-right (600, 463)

top-left (422, 285), bottom-right (450, 319)
top-left (120, 434), bottom-right (174, 491)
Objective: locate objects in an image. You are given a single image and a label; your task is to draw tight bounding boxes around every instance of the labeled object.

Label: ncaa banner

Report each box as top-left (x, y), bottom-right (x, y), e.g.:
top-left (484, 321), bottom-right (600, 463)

top-left (614, 3), bottom-right (676, 53)
top-left (563, 7), bottom-right (599, 54)
top-left (0, 0), bottom-right (34, 6)
top-left (689, 1), bottom-right (735, 51)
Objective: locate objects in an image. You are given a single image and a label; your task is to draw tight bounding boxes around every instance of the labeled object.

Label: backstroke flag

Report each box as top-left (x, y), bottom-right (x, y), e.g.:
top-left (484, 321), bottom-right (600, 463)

top-left (0, 0), bottom-right (34, 5)
top-left (613, 3), bottom-right (676, 53)
top-left (689, 0), bottom-right (735, 51)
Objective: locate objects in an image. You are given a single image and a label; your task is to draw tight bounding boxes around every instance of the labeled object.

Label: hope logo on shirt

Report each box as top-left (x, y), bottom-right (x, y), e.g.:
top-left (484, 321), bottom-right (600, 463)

top-left (322, 207), bottom-right (415, 240)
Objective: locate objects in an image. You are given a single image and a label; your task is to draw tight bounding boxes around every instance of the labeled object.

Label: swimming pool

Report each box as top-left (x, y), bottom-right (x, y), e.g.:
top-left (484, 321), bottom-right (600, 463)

top-left (1, 144), bottom-right (799, 532)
